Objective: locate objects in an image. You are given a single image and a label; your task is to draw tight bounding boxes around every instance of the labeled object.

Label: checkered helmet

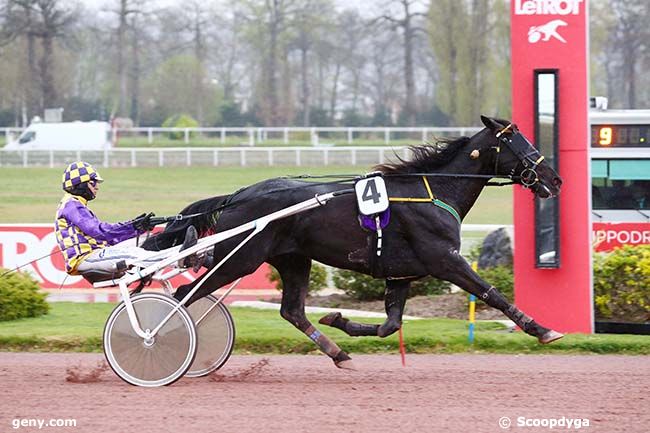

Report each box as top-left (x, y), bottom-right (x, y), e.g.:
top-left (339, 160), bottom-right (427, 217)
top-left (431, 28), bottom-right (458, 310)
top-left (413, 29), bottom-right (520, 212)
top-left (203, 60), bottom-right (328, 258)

top-left (61, 161), bottom-right (104, 192)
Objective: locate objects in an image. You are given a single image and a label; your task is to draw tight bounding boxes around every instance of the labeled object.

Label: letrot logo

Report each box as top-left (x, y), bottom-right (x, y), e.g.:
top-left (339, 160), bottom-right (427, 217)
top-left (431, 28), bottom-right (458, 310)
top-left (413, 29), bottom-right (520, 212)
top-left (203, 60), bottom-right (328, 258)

top-left (515, 0), bottom-right (583, 15)
top-left (528, 19), bottom-right (568, 43)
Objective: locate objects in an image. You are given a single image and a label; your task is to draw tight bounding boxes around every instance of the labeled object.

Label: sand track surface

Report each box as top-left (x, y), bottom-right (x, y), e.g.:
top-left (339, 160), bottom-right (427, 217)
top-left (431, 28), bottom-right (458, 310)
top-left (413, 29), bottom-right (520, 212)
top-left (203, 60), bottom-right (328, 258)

top-left (0, 353), bottom-right (647, 433)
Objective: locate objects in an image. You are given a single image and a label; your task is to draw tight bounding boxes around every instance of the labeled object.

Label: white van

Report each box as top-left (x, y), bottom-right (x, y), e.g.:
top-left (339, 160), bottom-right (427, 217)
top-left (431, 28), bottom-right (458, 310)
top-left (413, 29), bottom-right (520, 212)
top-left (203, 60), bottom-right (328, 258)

top-left (5, 121), bottom-right (113, 150)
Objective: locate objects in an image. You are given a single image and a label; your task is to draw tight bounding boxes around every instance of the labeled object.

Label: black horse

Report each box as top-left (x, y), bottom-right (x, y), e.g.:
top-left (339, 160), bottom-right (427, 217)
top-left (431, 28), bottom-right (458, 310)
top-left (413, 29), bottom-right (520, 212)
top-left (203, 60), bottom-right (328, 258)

top-left (143, 116), bottom-right (564, 369)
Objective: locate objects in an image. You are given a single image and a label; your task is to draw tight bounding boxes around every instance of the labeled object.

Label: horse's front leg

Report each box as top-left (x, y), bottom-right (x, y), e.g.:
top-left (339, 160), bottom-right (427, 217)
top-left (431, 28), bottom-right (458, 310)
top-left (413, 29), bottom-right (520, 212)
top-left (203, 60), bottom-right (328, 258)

top-left (318, 278), bottom-right (410, 338)
top-left (438, 250), bottom-right (563, 344)
top-left (270, 254), bottom-right (355, 369)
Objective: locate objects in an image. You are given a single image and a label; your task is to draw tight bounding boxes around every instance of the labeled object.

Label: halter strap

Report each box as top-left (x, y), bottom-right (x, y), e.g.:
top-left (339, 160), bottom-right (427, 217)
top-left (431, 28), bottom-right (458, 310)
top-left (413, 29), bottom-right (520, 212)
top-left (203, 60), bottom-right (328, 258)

top-left (388, 176), bottom-right (462, 225)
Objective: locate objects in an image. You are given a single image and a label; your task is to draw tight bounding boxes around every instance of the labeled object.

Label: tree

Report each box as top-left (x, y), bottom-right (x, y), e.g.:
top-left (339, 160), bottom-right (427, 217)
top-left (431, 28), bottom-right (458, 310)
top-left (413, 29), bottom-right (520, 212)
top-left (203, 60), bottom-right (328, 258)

top-left (142, 54), bottom-right (222, 126)
top-left (428, 0), bottom-right (509, 124)
top-left (169, 0), bottom-right (212, 124)
top-left (239, 0), bottom-right (299, 125)
top-left (608, 0), bottom-right (650, 108)
top-left (1, 0), bottom-right (78, 117)
top-left (428, 0), bottom-right (464, 124)
top-left (105, 0), bottom-right (148, 118)
top-left (374, 0), bottom-right (427, 126)
top-left (336, 9), bottom-right (367, 117)
top-left (361, 27), bottom-right (401, 125)
top-left (288, 0), bottom-right (335, 125)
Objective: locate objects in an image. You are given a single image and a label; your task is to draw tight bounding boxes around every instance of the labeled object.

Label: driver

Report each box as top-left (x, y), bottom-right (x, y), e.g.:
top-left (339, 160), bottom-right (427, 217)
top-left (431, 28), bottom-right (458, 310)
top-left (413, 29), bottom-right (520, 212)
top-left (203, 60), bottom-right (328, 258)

top-left (54, 161), bottom-right (198, 279)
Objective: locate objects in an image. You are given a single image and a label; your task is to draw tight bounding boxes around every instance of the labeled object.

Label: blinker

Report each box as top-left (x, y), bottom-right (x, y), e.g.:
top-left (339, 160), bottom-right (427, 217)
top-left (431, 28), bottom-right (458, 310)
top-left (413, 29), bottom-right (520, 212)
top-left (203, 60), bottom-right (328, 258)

top-left (499, 132), bottom-right (543, 169)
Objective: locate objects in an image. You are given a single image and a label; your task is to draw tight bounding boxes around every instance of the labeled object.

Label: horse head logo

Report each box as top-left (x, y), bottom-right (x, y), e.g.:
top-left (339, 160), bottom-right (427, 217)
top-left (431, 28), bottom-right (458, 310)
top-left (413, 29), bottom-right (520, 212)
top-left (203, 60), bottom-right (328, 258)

top-left (528, 19), bottom-right (568, 43)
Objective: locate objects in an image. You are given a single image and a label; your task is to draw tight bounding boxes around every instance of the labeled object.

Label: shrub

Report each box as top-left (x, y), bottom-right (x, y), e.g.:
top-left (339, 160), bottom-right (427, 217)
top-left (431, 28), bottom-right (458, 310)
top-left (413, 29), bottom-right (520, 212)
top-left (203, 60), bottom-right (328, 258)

top-left (466, 243), bottom-right (514, 301)
top-left (476, 265), bottom-right (514, 302)
top-left (0, 269), bottom-right (49, 321)
top-left (268, 262), bottom-right (328, 295)
top-left (162, 114), bottom-right (199, 140)
top-left (593, 245), bottom-right (650, 323)
top-left (332, 269), bottom-right (450, 301)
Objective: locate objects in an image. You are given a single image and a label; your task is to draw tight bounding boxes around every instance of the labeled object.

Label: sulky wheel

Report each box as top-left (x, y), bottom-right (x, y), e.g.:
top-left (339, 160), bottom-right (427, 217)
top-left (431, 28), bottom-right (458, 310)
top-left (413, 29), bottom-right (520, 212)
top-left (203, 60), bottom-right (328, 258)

top-left (103, 293), bottom-right (197, 387)
top-left (185, 294), bottom-right (236, 378)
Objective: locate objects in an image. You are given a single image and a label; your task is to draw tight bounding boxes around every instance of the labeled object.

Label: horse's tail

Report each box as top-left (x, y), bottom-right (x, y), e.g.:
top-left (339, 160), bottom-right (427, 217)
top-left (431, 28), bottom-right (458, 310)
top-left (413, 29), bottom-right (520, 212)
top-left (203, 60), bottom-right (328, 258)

top-left (141, 194), bottom-right (231, 251)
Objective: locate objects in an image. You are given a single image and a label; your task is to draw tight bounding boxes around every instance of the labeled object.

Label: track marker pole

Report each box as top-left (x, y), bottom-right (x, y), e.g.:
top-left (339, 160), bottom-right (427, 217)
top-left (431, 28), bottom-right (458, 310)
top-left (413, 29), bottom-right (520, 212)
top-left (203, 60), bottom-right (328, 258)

top-left (468, 261), bottom-right (478, 344)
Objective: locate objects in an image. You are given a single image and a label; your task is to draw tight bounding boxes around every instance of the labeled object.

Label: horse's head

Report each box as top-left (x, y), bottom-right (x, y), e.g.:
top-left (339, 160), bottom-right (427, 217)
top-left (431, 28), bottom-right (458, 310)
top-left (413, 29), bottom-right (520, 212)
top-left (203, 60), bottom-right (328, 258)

top-left (478, 115), bottom-right (562, 199)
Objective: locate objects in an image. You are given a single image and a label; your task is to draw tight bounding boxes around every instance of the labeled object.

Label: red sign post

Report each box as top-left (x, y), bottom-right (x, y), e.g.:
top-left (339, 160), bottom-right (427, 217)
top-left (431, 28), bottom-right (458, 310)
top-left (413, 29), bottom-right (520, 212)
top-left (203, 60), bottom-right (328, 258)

top-left (511, 0), bottom-right (593, 333)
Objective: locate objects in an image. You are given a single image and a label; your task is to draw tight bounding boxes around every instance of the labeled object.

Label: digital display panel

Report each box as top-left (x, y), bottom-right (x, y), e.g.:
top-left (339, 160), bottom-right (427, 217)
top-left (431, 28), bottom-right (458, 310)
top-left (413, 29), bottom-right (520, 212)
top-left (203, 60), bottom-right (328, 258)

top-left (591, 125), bottom-right (650, 147)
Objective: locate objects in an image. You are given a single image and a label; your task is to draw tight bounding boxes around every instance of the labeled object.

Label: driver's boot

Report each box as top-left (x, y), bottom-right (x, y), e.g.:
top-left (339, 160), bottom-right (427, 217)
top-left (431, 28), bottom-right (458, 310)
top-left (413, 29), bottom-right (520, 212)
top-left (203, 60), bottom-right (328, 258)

top-left (178, 226), bottom-right (203, 268)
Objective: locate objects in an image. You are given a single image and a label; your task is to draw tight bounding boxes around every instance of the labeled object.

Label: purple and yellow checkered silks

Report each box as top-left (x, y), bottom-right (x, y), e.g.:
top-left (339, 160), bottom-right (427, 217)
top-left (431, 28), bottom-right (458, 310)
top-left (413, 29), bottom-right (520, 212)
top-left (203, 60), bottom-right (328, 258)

top-left (61, 161), bottom-right (104, 191)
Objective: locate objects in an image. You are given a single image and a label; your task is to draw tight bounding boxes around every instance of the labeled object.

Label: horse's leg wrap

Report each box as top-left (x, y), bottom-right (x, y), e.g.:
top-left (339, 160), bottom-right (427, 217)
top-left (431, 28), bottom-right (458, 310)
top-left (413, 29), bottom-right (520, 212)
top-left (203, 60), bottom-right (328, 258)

top-left (303, 325), bottom-right (354, 368)
top-left (481, 287), bottom-right (556, 340)
top-left (318, 312), bottom-right (380, 337)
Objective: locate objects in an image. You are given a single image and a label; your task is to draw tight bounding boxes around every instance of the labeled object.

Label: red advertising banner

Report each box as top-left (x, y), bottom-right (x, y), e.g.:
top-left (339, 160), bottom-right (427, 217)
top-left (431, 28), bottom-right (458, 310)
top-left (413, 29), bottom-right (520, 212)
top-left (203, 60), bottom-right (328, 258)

top-left (511, 0), bottom-right (593, 333)
top-left (0, 224), bottom-right (274, 290)
top-left (593, 222), bottom-right (650, 252)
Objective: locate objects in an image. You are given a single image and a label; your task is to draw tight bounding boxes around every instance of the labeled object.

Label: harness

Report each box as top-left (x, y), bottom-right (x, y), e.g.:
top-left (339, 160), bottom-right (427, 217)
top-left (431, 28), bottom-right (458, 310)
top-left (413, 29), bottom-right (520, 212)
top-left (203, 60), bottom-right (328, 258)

top-left (495, 123), bottom-right (545, 188)
top-left (388, 176), bottom-right (462, 225)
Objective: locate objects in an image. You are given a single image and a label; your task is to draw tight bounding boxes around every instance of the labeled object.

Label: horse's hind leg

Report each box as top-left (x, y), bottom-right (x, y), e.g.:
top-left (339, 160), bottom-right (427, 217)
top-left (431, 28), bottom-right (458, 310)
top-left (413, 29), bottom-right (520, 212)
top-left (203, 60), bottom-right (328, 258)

top-left (269, 254), bottom-right (356, 370)
top-left (438, 252), bottom-right (563, 344)
top-left (319, 278), bottom-right (410, 338)
top-left (378, 278), bottom-right (410, 337)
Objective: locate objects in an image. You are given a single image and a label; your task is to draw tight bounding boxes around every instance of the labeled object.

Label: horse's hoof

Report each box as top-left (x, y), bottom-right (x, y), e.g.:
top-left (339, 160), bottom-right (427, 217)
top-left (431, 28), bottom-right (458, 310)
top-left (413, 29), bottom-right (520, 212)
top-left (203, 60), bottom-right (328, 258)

top-left (335, 359), bottom-right (357, 370)
top-left (318, 312), bottom-right (342, 327)
top-left (539, 330), bottom-right (564, 344)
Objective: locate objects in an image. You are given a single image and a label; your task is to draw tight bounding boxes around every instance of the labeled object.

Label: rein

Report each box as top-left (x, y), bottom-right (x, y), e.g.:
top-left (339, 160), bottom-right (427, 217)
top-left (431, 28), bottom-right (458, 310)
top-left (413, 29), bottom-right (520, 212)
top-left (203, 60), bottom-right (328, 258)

top-left (150, 125), bottom-right (543, 226)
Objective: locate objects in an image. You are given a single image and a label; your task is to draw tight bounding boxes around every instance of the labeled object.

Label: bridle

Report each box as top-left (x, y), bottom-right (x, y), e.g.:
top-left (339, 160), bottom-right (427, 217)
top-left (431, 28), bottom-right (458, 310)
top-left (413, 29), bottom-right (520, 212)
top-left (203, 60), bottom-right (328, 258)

top-left (494, 123), bottom-right (545, 188)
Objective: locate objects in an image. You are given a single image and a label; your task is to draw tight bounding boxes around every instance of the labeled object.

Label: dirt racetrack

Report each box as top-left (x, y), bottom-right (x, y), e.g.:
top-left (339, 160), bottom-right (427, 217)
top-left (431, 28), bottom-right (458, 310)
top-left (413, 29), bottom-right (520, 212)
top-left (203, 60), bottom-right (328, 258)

top-left (0, 353), bottom-right (647, 433)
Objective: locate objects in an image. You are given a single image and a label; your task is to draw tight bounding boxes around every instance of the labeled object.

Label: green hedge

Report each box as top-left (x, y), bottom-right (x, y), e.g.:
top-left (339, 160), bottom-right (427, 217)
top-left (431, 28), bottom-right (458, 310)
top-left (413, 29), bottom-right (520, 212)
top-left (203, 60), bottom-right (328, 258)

top-left (466, 243), bottom-right (514, 302)
top-left (476, 265), bottom-right (514, 302)
top-left (332, 270), bottom-right (450, 301)
top-left (0, 269), bottom-right (49, 321)
top-left (162, 114), bottom-right (199, 140)
top-left (594, 245), bottom-right (650, 323)
top-left (268, 262), bottom-right (328, 295)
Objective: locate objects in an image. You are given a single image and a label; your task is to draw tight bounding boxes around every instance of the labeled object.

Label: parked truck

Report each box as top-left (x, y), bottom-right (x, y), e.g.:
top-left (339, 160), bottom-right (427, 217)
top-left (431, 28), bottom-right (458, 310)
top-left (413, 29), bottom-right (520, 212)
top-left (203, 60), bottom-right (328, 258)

top-left (5, 121), bottom-right (112, 150)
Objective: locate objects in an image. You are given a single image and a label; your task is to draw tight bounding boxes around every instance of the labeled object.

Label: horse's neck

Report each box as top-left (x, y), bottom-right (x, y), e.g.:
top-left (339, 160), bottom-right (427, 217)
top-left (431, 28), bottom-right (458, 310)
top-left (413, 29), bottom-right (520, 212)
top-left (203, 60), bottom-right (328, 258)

top-left (428, 154), bottom-right (491, 221)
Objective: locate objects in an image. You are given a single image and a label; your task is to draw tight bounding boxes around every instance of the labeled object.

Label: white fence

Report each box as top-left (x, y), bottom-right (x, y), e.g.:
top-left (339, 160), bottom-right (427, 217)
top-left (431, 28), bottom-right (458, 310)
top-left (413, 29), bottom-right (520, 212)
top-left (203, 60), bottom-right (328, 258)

top-left (1, 126), bottom-right (481, 147)
top-left (0, 146), bottom-right (420, 167)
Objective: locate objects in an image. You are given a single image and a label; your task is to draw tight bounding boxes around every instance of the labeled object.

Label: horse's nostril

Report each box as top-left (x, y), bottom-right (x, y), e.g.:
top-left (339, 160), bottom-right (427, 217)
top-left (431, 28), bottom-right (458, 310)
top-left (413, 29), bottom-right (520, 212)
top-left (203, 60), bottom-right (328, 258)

top-left (553, 177), bottom-right (562, 187)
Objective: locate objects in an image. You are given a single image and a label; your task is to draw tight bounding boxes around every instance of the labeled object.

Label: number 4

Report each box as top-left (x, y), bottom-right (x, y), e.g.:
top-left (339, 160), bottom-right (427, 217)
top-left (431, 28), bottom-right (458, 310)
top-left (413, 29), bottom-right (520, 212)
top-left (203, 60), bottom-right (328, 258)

top-left (362, 179), bottom-right (381, 204)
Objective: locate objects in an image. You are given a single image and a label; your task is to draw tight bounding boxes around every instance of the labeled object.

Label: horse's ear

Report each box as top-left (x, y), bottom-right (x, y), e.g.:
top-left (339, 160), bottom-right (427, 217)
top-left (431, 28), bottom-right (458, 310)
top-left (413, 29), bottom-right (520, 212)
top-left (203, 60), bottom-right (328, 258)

top-left (480, 115), bottom-right (499, 130)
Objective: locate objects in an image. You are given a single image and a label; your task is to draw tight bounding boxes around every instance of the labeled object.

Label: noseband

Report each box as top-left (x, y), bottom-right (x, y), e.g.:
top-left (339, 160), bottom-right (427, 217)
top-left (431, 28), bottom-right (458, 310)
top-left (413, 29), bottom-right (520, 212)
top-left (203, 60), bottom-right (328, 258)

top-left (495, 124), bottom-right (545, 188)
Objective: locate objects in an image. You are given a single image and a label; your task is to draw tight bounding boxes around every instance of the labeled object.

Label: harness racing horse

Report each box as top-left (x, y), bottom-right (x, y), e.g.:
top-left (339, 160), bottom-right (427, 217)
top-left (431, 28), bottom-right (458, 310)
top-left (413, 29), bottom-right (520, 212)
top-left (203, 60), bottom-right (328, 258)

top-left (142, 116), bottom-right (564, 369)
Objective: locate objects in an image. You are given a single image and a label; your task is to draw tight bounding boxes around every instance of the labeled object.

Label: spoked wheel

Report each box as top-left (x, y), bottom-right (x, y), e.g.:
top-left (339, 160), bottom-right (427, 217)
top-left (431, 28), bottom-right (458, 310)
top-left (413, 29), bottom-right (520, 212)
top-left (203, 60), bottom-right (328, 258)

top-left (185, 294), bottom-right (236, 377)
top-left (103, 293), bottom-right (197, 387)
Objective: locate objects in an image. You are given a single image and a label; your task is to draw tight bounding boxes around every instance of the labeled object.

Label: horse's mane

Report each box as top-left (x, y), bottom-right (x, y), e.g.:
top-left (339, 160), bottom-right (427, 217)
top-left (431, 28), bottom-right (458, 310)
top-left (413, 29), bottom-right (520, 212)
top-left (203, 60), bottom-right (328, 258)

top-left (374, 136), bottom-right (471, 174)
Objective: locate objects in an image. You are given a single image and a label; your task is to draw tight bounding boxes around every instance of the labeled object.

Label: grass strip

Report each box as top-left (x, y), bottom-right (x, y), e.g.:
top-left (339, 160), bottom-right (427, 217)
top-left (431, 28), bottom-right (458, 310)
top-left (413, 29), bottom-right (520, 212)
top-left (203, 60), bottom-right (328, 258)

top-left (0, 303), bottom-right (648, 355)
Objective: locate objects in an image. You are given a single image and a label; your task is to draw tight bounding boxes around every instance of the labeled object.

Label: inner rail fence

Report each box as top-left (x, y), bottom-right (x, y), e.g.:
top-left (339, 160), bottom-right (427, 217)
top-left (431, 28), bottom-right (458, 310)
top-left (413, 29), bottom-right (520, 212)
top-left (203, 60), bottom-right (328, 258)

top-left (1, 126), bottom-right (481, 147)
top-left (1, 146), bottom-right (429, 168)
